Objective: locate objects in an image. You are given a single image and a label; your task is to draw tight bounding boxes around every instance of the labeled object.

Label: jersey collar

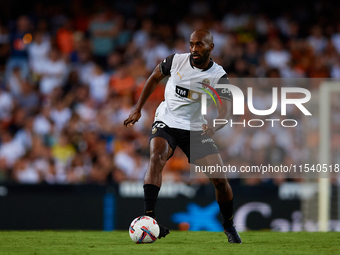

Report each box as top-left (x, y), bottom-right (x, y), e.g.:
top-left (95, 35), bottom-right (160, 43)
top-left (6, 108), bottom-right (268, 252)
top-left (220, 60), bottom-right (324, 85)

top-left (189, 55), bottom-right (214, 71)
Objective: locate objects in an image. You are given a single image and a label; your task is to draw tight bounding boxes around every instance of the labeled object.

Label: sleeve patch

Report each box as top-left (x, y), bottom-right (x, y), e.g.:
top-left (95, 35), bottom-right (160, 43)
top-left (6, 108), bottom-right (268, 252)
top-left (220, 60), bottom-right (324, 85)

top-left (216, 73), bottom-right (232, 101)
top-left (159, 54), bottom-right (175, 77)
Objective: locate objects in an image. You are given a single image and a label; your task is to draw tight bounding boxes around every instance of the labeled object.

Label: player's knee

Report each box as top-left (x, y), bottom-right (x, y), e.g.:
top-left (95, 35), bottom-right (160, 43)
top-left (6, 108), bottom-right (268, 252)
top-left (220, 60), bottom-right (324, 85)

top-left (212, 178), bottom-right (227, 191)
top-left (149, 151), bottom-right (168, 168)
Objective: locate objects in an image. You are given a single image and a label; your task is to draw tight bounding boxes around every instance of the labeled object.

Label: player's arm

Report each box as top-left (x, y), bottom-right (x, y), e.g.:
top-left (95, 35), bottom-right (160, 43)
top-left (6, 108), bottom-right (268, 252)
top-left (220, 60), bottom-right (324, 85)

top-left (123, 64), bottom-right (164, 127)
top-left (202, 74), bottom-right (232, 137)
top-left (213, 98), bottom-right (232, 132)
top-left (202, 99), bottom-right (231, 137)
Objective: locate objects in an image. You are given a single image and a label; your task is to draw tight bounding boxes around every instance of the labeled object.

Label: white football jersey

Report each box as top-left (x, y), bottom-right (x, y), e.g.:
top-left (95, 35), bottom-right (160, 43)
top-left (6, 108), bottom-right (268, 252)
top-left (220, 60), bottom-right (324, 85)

top-left (154, 53), bottom-right (229, 131)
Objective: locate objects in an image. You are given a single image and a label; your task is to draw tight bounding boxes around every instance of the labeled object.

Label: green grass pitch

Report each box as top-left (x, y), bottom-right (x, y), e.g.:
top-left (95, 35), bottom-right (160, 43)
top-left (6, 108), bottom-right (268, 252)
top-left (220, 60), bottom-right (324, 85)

top-left (0, 231), bottom-right (339, 255)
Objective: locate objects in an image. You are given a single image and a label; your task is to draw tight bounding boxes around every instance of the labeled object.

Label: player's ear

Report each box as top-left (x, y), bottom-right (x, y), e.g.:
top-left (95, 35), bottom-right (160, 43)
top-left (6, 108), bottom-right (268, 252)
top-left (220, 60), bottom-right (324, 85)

top-left (209, 43), bottom-right (214, 52)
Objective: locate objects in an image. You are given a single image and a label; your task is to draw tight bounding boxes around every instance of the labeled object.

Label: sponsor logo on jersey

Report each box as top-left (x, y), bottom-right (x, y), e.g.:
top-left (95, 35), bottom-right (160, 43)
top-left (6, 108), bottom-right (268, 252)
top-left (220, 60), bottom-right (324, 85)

top-left (221, 88), bottom-right (231, 95)
top-left (176, 85), bottom-right (189, 97)
top-left (175, 85), bottom-right (203, 100)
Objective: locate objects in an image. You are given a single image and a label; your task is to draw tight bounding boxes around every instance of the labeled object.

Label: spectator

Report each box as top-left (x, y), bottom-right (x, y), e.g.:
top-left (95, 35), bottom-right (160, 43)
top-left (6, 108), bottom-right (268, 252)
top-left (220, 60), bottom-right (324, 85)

top-left (331, 23), bottom-right (340, 55)
top-left (89, 10), bottom-right (118, 67)
top-left (30, 136), bottom-right (50, 179)
top-left (87, 63), bottom-right (110, 104)
top-left (67, 154), bottom-right (87, 183)
top-left (0, 89), bottom-right (14, 125)
top-left (14, 115), bottom-right (34, 152)
top-left (56, 19), bottom-right (75, 57)
top-left (264, 39), bottom-right (291, 71)
top-left (243, 41), bottom-right (260, 66)
top-left (17, 81), bottom-right (39, 113)
top-left (13, 155), bottom-right (40, 184)
top-left (171, 37), bottom-right (188, 54)
top-left (222, 9), bottom-right (249, 31)
top-left (50, 99), bottom-right (72, 131)
top-left (43, 159), bottom-right (67, 184)
top-left (39, 48), bottom-right (67, 95)
top-left (51, 131), bottom-right (76, 166)
top-left (5, 16), bottom-right (31, 80)
top-left (33, 106), bottom-right (52, 136)
top-left (110, 65), bottom-right (135, 96)
top-left (331, 59), bottom-right (340, 78)
top-left (28, 31), bottom-right (51, 77)
top-left (106, 51), bottom-right (124, 74)
top-left (307, 25), bottom-right (327, 54)
top-left (73, 45), bottom-right (95, 85)
top-left (0, 130), bottom-right (25, 168)
top-left (133, 19), bottom-right (153, 49)
top-left (142, 35), bottom-right (170, 71)
top-left (0, 20), bottom-right (10, 70)
top-left (114, 141), bottom-right (147, 180)
top-left (6, 66), bottom-right (24, 97)
top-left (75, 98), bottom-right (97, 122)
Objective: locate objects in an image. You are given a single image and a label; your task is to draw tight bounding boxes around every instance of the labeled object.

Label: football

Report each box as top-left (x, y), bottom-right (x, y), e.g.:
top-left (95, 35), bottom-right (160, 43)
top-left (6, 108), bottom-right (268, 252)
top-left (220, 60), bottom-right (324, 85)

top-left (129, 216), bottom-right (160, 243)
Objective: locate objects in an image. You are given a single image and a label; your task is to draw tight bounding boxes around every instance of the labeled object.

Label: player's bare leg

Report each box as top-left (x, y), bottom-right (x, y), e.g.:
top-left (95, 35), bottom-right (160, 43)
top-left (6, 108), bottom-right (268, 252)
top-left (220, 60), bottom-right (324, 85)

top-left (143, 137), bottom-right (173, 238)
top-left (144, 137), bottom-right (173, 187)
top-left (195, 153), bottom-right (242, 244)
top-left (195, 153), bottom-right (233, 202)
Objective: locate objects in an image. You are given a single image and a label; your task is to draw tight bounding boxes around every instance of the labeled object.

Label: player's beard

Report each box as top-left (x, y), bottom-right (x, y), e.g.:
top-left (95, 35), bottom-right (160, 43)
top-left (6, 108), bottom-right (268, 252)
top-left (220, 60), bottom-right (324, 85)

top-left (191, 50), bottom-right (210, 66)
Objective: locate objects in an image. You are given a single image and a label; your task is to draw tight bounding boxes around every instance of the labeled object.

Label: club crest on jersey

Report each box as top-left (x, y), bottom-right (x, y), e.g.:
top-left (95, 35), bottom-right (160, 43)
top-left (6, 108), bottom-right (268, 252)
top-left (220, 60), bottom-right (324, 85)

top-left (197, 79), bottom-right (210, 89)
top-left (152, 127), bottom-right (157, 134)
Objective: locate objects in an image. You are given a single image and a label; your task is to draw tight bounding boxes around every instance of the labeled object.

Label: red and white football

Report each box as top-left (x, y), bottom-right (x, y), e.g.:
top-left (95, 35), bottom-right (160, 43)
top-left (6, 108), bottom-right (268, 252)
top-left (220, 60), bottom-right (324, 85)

top-left (129, 216), bottom-right (160, 243)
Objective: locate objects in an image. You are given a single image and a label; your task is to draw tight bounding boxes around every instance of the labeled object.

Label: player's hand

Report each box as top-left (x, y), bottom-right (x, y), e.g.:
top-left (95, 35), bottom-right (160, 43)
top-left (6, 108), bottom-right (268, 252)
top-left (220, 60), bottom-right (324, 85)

top-left (201, 124), bottom-right (215, 137)
top-left (124, 108), bottom-right (141, 127)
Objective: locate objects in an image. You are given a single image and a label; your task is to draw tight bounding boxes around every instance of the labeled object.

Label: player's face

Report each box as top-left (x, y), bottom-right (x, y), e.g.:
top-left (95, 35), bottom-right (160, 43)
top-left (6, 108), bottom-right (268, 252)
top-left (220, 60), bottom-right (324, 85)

top-left (189, 36), bottom-right (212, 65)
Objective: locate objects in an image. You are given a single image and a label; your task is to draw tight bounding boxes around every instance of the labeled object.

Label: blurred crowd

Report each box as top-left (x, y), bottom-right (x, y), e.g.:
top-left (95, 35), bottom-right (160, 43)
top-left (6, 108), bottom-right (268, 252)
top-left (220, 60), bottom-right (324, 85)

top-left (0, 0), bottom-right (339, 185)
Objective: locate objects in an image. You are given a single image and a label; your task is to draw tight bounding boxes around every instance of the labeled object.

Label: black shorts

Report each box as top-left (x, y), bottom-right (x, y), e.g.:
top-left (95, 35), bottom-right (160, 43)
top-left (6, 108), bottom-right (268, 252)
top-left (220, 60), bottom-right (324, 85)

top-left (149, 121), bottom-right (219, 163)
